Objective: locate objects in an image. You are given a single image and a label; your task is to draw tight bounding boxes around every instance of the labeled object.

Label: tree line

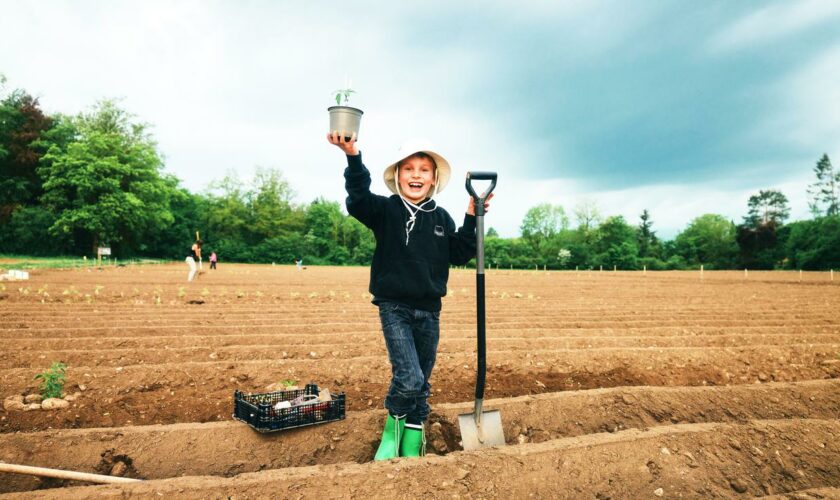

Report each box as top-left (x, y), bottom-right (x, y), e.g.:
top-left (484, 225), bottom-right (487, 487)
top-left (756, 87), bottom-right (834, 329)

top-left (1, 79), bottom-right (838, 269)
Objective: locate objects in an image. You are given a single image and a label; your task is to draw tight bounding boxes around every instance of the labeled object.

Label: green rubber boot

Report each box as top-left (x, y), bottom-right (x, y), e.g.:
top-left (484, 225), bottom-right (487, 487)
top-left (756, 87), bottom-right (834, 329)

top-left (374, 414), bottom-right (406, 461)
top-left (399, 423), bottom-right (426, 457)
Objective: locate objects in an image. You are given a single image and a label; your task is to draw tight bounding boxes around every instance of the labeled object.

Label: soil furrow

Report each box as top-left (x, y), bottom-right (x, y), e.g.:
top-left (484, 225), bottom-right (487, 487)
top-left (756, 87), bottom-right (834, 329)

top-left (5, 418), bottom-right (838, 499)
top-left (0, 380), bottom-right (837, 494)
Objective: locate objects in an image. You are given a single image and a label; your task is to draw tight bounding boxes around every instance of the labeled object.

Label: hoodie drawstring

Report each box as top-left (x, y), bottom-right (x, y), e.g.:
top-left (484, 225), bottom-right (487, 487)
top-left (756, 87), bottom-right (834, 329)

top-left (395, 166), bottom-right (439, 246)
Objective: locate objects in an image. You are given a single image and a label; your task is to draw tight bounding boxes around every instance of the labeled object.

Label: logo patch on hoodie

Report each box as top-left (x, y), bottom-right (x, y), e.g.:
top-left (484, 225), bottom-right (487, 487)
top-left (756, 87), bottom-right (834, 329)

top-left (434, 225), bottom-right (445, 237)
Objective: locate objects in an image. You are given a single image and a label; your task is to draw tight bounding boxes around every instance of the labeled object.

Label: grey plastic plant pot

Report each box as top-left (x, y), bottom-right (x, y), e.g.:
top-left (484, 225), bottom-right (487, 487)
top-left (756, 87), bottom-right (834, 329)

top-left (328, 106), bottom-right (363, 141)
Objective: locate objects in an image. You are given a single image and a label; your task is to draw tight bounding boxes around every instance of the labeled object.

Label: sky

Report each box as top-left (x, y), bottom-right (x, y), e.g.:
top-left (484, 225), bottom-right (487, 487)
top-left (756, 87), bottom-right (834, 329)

top-left (2, 0), bottom-right (839, 239)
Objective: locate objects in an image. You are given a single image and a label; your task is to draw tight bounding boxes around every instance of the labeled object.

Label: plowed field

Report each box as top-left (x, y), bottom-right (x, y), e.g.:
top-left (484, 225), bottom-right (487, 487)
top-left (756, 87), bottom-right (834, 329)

top-left (1, 264), bottom-right (838, 498)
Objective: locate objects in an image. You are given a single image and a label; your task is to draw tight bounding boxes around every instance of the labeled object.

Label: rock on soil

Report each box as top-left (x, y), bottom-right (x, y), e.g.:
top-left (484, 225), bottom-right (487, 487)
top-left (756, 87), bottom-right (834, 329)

top-left (41, 398), bottom-right (70, 410)
top-left (3, 396), bottom-right (25, 411)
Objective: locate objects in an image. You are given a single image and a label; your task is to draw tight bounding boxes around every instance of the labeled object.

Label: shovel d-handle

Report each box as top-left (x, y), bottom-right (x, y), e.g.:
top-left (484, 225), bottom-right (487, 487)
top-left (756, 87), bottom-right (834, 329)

top-left (465, 172), bottom-right (497, 217)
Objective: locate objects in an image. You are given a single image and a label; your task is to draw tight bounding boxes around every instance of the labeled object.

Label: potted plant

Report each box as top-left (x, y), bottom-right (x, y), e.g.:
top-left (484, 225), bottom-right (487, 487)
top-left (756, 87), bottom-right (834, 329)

top-left (328, 78), bottom-right (363, 141)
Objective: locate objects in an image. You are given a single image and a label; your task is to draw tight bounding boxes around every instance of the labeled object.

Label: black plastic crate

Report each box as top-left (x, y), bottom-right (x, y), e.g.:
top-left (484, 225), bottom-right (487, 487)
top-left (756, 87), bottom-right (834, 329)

top-left (233, 385), bottom-right (346, 433)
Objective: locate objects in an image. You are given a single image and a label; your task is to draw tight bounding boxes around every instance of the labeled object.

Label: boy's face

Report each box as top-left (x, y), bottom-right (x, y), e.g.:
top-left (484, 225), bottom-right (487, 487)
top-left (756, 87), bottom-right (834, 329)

top-left (398, 156), bottom-right (436, 204)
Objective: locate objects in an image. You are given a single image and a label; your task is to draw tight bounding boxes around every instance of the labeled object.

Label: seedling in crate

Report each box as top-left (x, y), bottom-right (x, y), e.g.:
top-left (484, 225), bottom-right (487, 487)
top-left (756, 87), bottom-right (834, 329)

top-left (34, 362), bottom-right (67, 399)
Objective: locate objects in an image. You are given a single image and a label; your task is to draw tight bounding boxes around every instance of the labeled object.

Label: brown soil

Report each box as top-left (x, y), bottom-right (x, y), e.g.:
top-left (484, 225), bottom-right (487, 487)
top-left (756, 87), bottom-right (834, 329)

top-left (1, 264), bottom-right (838, 497)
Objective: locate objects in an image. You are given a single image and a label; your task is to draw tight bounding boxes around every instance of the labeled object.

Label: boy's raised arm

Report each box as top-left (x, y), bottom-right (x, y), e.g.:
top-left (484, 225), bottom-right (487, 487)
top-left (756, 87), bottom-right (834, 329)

top-left (328, 132), bottom-right (387, 231)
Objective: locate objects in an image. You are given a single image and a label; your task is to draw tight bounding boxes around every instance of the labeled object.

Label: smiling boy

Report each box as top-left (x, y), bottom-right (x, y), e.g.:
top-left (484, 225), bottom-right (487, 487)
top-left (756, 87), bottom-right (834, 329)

top-left (327, 131), bottom-right (491, 459)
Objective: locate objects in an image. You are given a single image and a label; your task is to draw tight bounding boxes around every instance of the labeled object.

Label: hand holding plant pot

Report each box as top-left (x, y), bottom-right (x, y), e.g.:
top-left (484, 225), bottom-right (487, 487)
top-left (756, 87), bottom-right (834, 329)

top-left (327, 79), bottom-right (363, 142)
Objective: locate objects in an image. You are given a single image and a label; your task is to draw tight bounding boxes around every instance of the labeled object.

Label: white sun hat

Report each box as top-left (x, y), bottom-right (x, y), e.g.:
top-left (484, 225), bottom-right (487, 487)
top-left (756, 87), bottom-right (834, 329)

top-left (383, 138), bottom-right (452, 197)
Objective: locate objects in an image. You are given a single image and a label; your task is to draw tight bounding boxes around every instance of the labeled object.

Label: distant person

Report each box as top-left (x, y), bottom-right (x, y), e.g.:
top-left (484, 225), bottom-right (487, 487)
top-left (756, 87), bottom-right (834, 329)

top-left (209, 251), bottom-right (217, 270)
top-left (186, 240), bottom-right (202, 281)
top-left (295, 258), bottom-right (303, 270)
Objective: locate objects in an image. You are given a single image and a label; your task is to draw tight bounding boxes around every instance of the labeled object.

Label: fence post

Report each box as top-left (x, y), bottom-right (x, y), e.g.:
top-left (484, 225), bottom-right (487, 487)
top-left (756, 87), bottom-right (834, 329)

top-left (799, 269), bottom-right (802, 282)
top-left (700, 265), bottom-right (704, 280)
top-left (831, 269), bottom-right (834, 281)
top-left (744, 268), bottom-right (748, 279)
top-left (599, 265), bottom-right (603, 273)
top-left (643, 265), bottom-right (646, 276)
top-left (613, 265), bottom-right (617, 272)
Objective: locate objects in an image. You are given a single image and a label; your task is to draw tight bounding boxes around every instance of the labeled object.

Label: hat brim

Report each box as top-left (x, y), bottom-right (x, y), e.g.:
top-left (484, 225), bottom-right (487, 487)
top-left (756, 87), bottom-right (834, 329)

top-left (383, 150), bottom-right (451, 197)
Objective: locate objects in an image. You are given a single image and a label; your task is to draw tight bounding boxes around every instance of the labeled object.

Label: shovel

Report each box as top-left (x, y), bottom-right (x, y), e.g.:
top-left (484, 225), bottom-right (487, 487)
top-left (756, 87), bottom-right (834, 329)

top-left (458, 171), bottom-right (505, 450)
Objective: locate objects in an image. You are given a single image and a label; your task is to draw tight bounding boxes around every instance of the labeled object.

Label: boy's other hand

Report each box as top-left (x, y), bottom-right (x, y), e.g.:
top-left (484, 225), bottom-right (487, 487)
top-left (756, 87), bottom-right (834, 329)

top-left (327, 130), bottom-right (359, 156)
top-left (467, 193), bottom-right (494, 216)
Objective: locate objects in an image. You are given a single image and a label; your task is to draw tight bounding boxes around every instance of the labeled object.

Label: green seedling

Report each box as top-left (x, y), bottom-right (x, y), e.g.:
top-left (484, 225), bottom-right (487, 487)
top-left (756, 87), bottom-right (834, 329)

top-left (200, 287), bottom-right (210, 297)
top-left (34, 362), bottom-right (67, 399)
top-left (177, 286), bottom-right (186, 298)
top-left (94, 285), bottom-right (104, 296)
top-left (333, 86), bottom-right (355, 106)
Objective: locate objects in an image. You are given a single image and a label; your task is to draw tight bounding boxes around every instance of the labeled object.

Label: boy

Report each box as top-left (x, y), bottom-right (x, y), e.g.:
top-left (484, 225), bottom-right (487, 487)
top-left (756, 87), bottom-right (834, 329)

top-left (327, 131), bottom-right (492, 460)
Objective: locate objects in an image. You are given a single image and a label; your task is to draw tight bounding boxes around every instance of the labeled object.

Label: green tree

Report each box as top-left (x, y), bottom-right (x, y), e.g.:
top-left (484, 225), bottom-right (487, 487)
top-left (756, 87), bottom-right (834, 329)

top-left (674, 214), bottom-right (738, 269)
top-left (744, 189), bottom-right (790, 228)
top-left (204, 172), bottom-right (251, 244)
top-left (637, 209), bottom-right (659, 258)
top-left (38, 100), bottom-right (175, 256)
top-left (781, 216), bottom-right (840, 270)
top-left (573, 199), bottom-right (601, 232)
top-left (737, 189), bottom-right (789, 270)
top-left (807, 154), bottom-right (838, 217)
top-left (248, 167), bottom-right (304, 239)
top-left (592, 216), bottom-right (639, 269)
top-left (520, 203), bottom-right (569, 250)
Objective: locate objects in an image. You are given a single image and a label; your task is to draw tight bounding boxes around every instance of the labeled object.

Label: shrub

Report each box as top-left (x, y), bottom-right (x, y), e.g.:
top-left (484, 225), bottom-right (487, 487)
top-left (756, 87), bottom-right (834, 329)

top-left (34, 361), bottom-right (67, 399)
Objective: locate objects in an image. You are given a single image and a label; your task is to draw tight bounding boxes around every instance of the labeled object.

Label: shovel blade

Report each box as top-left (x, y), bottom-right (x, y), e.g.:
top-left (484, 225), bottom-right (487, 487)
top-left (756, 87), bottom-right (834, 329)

top-left (458, 409), bottom-right (505, 450)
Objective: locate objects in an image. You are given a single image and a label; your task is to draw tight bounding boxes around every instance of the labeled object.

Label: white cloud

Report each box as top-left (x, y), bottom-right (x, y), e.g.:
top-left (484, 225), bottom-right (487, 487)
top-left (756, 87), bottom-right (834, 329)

top-left (773, 44), bottom-right (840, 152)
top-left (707, 0), bottom-right (840, 53)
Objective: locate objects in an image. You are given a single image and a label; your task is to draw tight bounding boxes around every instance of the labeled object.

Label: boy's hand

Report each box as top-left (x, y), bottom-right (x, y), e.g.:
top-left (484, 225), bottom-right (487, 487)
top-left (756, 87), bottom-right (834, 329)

top-left (467, 193), bottom-right (494, 216)
top-left (327, 130), bottom-right (359, 156)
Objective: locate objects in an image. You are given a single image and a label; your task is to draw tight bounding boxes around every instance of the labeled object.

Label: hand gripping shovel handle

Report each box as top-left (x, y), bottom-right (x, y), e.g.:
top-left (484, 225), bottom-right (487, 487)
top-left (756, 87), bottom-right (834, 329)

top-left (465, 171), bottom-right (498, 404)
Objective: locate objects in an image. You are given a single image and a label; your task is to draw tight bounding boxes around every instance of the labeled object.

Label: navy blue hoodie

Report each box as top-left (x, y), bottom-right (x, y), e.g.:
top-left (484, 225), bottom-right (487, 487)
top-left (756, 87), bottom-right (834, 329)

top-left (344, 153), bottom-right (476, 312)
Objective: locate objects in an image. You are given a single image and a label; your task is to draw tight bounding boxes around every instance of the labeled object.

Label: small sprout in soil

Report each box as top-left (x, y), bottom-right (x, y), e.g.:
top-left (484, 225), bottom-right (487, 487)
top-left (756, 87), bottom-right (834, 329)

top-left (200, 287), bottom-right (210, 296)
top-left (94, 285), bottom-right (104, 296)
top-left (178, 286), bottom-right (186, 298)
top-left (19, 287), bottom-right (30, 295)
top-left (236, 290), bottom-right (246, 298)
top-left (290, 292), bottom-right (300, 298)
top-left (34, 361), bottom-right (67, 400)
top-left (281, 379), bottom-right (297, 388)
top-left (308, 291), bottom-right (319, 298)
top-left (255, 290), bottom-right (263, 298)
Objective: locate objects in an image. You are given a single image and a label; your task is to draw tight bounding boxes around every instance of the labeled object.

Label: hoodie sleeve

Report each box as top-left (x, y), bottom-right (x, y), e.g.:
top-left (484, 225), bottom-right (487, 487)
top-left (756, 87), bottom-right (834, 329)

top-left (448, 213), bottom-right (477, 265)
top-left (344, 153), bottom-right (388, 232)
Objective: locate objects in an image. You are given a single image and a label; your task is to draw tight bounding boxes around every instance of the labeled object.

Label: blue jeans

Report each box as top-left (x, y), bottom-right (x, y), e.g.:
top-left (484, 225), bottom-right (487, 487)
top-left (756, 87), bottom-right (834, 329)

top-left (378, 301), bottom-right (440, 424)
